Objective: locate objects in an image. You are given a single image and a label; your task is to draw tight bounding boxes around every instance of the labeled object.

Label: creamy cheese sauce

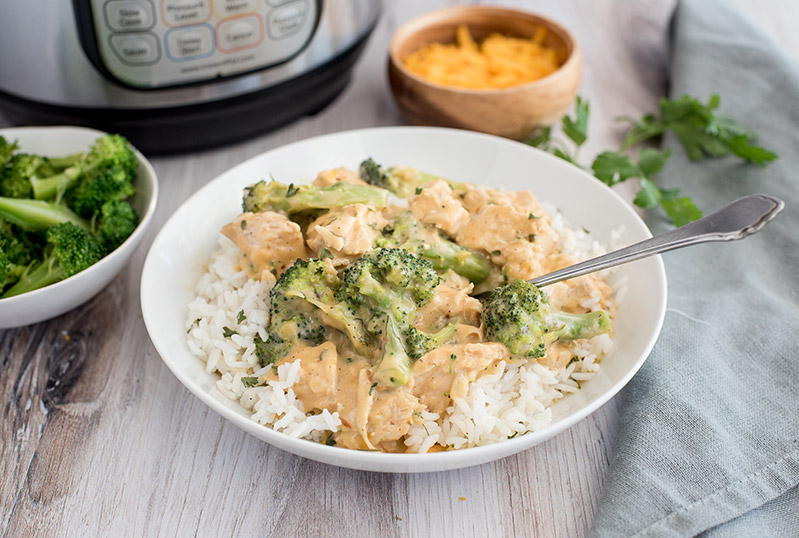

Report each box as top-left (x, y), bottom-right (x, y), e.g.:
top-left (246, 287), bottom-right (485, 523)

top-left (226, 167), bottom-right (614, 452)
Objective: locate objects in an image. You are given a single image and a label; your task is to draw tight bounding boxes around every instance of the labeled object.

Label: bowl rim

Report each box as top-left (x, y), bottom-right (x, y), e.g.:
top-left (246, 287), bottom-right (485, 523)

top-left (0, 125), bottom-right (159, 305)
top-left (141, 126), bottom-right (667, 472)
top-left (388, 5), bottom-right (581, 95)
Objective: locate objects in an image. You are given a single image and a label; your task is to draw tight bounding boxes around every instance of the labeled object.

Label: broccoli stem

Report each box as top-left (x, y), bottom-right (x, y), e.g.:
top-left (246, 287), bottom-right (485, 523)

top-left (2, 257), bottom-right (63, 298)
top-left (373, 316), bottom-right (413, 387)
top-left (243, 180), bottom-right (388, 214)
top-left (45, 153), bottom-right (85, 171)
top-left (31, 167), bottom-right (81, 200)
top-left (549, 310), bottom-right (611, 342)
top-left (402, 238), bottom-right (491, 284)
top-left (0, 197), bottom-right (89, 232)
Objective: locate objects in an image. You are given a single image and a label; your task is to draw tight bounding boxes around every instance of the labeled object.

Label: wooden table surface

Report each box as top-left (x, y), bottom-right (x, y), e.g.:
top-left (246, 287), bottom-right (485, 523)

top-left (2, 1), bottom-right (797, 536)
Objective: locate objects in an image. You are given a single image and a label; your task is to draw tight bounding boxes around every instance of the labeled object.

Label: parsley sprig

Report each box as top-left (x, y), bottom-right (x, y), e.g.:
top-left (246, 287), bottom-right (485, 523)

top-left (525, 94), bottom-right (777, 226)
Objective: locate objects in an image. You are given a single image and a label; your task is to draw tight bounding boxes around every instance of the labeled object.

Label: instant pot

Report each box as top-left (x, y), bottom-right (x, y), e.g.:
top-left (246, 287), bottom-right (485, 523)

top-left (0, 0), bottom-right (380, 153)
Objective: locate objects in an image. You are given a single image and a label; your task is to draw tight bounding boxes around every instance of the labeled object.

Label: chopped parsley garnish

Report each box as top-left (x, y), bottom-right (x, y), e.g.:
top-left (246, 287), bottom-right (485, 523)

top-left (286, 183), bottom-right (299, 197)
top-left (528, 213), bottom-right (539, 220)
top-left (491, 249), bottom-right (501, 256)
top-left (319, 248), bottom-right (333, 259)
top-left (369, 382), bottom-right (378, 395)
top-left (236, 310), bottom-right (246, 324)
top-left (450, 354), bottom-right (457, 361)
top-left (414, 187), bottom-right (423, 195)
top-left (222, 326), bottom-right (237, 338)
top-left (240, 219), bottom-right (246, 230)
top-left (241, 376), bottom-right (258, 388)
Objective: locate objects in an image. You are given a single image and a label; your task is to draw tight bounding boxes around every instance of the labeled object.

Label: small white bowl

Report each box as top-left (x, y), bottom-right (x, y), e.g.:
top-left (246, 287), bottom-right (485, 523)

top-left (0, 126), bottom-right (158, 328)
top-left (141, 127), bottom-right (666, 473)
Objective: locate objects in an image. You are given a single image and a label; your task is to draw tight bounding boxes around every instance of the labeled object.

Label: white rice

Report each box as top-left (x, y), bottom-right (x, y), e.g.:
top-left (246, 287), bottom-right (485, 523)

top-left (186, 209), bottom-right (624, 452)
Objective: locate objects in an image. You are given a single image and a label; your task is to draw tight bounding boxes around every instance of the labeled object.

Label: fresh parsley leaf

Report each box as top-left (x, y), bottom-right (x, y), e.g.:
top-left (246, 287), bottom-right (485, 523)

top-left (637, 148), bottom-right (671, 178)
top-left (591, 152), bottom-right (640, 186)
top-left (286, 183), bottom-right (299, 197)
top-left (222, 326), bottom-right (237, 338)
top-left (236, 310), bottom-right (246, 324)
top-left (633, 177), bottom-right (661, 209)
top-left (319, 248), bottom-right (333, 259)
top-left (562, 96), bottom-right (589, 146)
top-left (725, 134), bottom-right (778, 167)
top-left (241, 376), bottom-right (258, 388)
top-left (524, 125), bottom-right (552, 148)
top-left (660, 197), bottom-right (702, 227)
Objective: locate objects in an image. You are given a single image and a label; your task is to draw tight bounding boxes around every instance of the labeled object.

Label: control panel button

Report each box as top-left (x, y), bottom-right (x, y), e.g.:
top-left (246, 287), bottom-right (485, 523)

top-left (215, 0), bottom-right (260, 18)
top-left (104, 0), bottom-right (156, 31)
top-left (109, 33), bottom-right (160, 64)
top-left (267, 1), bottom-right (307, 40)
top-left (165, 25), bottom-right (214, 60)
top-left (162, 0), bottom-right (211, 27)
top-left (217, 15), bottom-right (263, 52)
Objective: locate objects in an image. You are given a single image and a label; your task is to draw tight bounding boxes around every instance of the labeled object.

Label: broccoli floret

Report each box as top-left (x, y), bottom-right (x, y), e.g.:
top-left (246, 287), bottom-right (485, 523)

top-left (0, 136), bottom-right (18, 168)
top-left (242, 179), bottom-right (388, 215)
top-left (359, 158), bottom-right (467, 198)
top-left (0, 196), bottom-right (89, 232)
top-left (336, 248), bottom-right (440, 386)
top-left (2, 222), bottom-right (104, 298)
top-left (404, 324), bottom-right (458, 360)
top-left (378, 212), bottom-right (492, 284)
top-left (0, 217), bottom-right (43, 292)
top-left (258, 258), bottom-right (370, 366)
top-left (96, 200), bottom-right (139, 252)
top-left (31, 134), bottom-right (136, 209)
top-left (0, 154), bottom-right (47, 199)
top-left (482, 279), bottom-right (611, 358)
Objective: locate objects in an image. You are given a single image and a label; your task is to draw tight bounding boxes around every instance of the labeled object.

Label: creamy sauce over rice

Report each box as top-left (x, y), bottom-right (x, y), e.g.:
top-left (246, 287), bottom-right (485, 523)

top-left (193, 166), bottom-right (614, 452)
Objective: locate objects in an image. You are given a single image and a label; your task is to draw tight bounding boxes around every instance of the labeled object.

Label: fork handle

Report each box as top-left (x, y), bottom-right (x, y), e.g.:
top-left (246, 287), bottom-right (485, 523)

top-left (529, 194), bottom-right (784, 288)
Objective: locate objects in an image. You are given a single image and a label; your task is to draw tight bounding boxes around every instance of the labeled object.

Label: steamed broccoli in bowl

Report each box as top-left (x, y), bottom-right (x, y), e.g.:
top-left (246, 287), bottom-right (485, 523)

top-left (0, 134), bottom-right (140, 298)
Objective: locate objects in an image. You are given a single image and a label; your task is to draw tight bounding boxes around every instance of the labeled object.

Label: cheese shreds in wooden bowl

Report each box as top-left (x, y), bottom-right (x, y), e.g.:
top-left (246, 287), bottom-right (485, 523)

top-left (403, 25), bottom-right (560, 90)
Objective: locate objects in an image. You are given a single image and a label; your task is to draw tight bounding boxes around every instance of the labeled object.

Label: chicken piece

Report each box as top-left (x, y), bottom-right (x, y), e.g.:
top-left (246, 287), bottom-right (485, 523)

top-left (305, 204), bottom-right (388, 264)
top-left (411, 343), bottom-right (509, 414)
top-left (265, 342), bottom-right (338, 411)
top-left (461, 186), bottom-right (548, 218)
top-left (221, 211), bottom-right (307, 280)
top-left (367, 389), bottom-right (425, 446)
top-left (409, 180), bottom-right (471, 236)
top-left (414, 274), bottom-right (482, 332)
top-left (312, 167), bottom-right (368, 187)
top-left (545, 273), bottom-right (613, 314)
top-left (456, 203), bottom-right (558, 259)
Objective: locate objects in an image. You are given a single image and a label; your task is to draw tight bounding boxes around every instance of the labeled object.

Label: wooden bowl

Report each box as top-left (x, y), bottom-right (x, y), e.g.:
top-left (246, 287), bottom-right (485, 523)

top-left (388, 6), bottom-right (581, 140)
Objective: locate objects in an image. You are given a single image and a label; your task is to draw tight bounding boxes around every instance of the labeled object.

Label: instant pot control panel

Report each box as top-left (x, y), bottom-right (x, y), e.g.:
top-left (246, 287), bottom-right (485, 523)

top-left (74, 0), bottom-right (320, 89)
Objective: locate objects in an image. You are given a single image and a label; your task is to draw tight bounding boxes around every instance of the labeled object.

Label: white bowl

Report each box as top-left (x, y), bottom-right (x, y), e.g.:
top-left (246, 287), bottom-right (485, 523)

top-left (141, 127), bottom-right (666, 473)
top-left (0, 126), bottom-right (158, 328)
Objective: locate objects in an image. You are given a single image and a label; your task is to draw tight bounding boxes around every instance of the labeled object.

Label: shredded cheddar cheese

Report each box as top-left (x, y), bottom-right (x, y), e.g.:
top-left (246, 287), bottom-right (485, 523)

top-left (403, 25), bottom-right (560, 90)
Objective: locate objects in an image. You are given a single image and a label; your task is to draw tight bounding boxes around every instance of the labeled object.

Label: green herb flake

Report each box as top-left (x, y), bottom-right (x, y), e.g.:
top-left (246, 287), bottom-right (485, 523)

top-left (369, 382), bottom-right (378, 395)
top-left (187, 318), bottom-right (201, 333)
top-left (241, 376), bottom-right (258, 388)
top-left (222, 326), bottom-right (237, 338)
top-left (319, 248), bottom-right (333, 259)
top-left (414, 187), bottom-right (422, 195)
top-left (382, 224), bottom-right (394, 235)
top-left (240, 220), bottom-right (247, 230)
top-left (491, 250), bottom-right (501, 256)
top-left (286, 183), bottom-right (300, 197)
top-left (450, 354), bottom-right (457, 361)
top-left (568, 356), bottom-right (580, 365)
top-left (528, 212), bottom-right (539, 220)
top-left (236, 310), bottom-right (246, 324)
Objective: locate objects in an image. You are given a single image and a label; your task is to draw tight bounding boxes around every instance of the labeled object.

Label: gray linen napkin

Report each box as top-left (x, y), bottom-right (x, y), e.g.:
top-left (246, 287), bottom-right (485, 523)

top-left (590, 0), bottom-right (799, 536)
